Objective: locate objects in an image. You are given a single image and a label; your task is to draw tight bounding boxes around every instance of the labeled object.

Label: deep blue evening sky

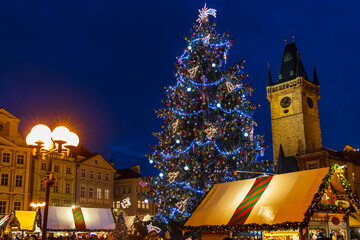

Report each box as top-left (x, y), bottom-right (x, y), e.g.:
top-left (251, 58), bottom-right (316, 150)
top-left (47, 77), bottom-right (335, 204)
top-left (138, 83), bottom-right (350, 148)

top-left (1, 1), bottom-right (359, 176)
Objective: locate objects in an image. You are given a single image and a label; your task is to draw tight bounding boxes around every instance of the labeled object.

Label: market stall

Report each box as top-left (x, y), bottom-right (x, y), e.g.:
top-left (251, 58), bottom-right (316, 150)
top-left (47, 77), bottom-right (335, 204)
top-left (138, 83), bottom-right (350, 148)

top-left (40, 206), bottom-right (115, 237)
top-left (184, 165), bottom-right (360, 240)
top-left (0, 211), bottom-right (39, 237)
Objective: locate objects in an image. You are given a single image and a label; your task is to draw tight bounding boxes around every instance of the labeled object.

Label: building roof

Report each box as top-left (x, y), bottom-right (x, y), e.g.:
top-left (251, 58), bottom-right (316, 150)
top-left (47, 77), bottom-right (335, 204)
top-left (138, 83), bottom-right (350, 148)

top-left (115, 168), bottom-right (142, 180)
top-left (184, 166), bottom-right (357, 232)
top-left (70, 144), bottom-right (94, 158)
top-left (276, 145), bottom-right (299, 174)
top-left (313, 66), bottom-right (319, 85)
top-left (277, 42), bottom-right (309, 83)
top-left (267, 66), bottom-right (273, 86)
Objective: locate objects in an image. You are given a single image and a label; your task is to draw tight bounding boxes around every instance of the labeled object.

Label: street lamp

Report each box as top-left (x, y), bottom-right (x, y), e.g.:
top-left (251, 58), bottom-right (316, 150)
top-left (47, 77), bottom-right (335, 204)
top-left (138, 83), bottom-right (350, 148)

top-left (26, 124), bottom-right (79, 240)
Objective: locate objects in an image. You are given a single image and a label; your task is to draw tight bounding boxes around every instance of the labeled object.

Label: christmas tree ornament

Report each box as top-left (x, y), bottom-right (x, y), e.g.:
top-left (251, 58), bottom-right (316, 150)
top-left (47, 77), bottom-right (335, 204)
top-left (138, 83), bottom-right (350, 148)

top-left (168, 171), bottom-right (179, 183)
top-left (121, 197), bottom-right (131, 209)
top-left (203, 34), bottom-right (210, 46)
top-left (147, 223), bottom-right (161, 233)
top-left (200, 75), bottom-right (208, 83)
top-left (139, 180), bottom-right (148, 187)
top-left (175, 199), bottom-right (188, 213)
top-left (205, 125), bottom-right (217, 139)
top-left (172, 120), bottom-right (179, 133)
top-left (188, 65), bottom-right (199, 79)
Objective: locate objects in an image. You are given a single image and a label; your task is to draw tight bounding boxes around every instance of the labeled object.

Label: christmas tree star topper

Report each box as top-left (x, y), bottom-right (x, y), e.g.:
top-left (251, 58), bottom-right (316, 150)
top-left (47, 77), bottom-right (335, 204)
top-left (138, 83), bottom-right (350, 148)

top-left (196, 3), bottom-right (217, 26)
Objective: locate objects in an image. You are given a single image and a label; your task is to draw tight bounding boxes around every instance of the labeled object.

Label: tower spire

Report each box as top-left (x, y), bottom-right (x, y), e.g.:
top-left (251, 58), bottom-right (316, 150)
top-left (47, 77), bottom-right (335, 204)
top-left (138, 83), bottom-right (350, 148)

top-left (267, 61), bottom-right (273, 86)
top-left (313, 62), bottom-right (319, 85)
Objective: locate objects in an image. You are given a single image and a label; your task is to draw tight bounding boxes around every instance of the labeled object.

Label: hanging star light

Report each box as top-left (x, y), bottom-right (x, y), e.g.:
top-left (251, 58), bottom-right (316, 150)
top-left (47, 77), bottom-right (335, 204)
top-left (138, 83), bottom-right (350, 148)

top-left (205, 125), bottom-right (217, 139)
top-left (188, 66), bottom-right (199, 79)
top-left (175, 199), bottom-right (188, 213)
top-left (147, 223), bottom-right (161, 233)
top-left (121, 197), bottom-right (131, 209)
top-left (168, 171), bottom-right (179, 183)
top-left (196, 3), bottom-right (217, 26)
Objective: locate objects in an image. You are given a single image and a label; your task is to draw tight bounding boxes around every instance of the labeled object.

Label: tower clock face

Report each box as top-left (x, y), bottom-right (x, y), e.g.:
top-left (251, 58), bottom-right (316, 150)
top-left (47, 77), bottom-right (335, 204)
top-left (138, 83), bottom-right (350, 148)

top-left (280, 97), bottom-right (291, 108)
top-left (307, 97), bottom-right (313, 108)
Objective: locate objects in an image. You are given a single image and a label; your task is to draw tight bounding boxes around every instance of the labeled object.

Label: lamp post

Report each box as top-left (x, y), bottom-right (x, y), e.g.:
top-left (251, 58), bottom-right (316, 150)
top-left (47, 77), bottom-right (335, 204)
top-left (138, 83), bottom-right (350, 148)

top-left (26, 124), bottom-right (79, 240)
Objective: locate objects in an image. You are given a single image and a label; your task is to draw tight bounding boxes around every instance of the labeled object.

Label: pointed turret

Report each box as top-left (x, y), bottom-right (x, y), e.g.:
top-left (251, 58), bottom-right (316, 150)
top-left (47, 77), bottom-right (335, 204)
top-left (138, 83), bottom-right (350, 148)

top-left (277, 42), bottom-right (308, 83)
top-left (267, 66), bottom-right (273, 86)
top-left (276, 145), bottom-right (299, 174)
top-left (313, 66), bottom-right (319, 85)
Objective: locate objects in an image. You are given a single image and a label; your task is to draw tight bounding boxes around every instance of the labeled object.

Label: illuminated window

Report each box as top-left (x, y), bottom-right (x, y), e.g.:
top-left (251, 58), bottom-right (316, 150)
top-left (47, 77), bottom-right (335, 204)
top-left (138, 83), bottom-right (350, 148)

top-left (105, 189), bottom-right (109, 199)
top-left (142, 201), bottom-right (145, 209)
top-left (81, 187), bottom-right (86, 198)
top-left (116, 201), bottom-right (120, 209)
top-left (146, 202), bottom-right (149, 209)
top-left (138, 201), bottom-right (141, 208)
top-left (97, 188), bottom-right (102, 199)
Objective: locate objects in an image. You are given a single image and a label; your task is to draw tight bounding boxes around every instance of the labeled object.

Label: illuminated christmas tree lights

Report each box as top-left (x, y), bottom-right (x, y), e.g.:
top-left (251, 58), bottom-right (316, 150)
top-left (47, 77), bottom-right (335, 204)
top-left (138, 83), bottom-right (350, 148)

top-left (143, 4), bottom-right (272, 228)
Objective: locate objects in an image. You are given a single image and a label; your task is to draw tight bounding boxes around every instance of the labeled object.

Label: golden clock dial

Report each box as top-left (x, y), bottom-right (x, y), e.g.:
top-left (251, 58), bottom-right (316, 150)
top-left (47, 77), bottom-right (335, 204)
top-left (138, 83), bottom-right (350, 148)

top-left (280, 96), bottom-right (291, 108)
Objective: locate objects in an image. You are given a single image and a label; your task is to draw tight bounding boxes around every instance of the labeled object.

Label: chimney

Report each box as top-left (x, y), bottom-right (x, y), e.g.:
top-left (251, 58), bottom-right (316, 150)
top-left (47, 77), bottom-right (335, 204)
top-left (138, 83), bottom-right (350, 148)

top-left (131, 165), bottom-right (140, 174)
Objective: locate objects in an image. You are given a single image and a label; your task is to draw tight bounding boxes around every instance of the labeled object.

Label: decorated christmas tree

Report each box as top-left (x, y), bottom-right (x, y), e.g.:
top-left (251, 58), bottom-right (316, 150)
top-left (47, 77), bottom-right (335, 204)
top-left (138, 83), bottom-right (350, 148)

top-left (114, 212), bottom-right (128, 240)
top-left (143, 4), bottom-right (272, 229)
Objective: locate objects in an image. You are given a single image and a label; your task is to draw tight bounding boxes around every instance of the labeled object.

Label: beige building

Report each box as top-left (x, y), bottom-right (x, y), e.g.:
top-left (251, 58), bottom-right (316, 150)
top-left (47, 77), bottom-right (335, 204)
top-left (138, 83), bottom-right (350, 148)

top-left (31, 149), bottom-right (77, 207)
top-left (74, 145), bottom-right (116, 208)
top-left (267, 42), bottom-right (360, 195)
top-left (113, 165), bottom-right (155, 218)
top-left (0, 108), bottom-right (32, 216)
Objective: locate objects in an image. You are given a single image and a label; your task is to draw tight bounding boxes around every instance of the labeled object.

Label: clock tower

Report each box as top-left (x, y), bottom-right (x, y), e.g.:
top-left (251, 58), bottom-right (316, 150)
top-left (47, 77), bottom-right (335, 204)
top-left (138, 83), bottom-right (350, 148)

top-left (267, 42), bottom-right (322, 162)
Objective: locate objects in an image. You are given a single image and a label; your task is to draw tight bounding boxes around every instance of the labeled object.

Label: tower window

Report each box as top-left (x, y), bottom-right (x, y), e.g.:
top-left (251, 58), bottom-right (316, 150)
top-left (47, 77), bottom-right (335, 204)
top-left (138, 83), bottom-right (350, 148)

top-left (278, 74), bottom-right (283, 80)
top-left (284, 52), bottom-right (293, 62)
top-left (290, 70), bottom-right (294, 76)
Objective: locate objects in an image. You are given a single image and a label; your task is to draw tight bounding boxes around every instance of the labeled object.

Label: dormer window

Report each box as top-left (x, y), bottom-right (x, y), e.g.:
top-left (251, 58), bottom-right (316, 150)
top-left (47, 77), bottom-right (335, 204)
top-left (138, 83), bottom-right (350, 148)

top-left (284, 52), bottom-right (293, 62)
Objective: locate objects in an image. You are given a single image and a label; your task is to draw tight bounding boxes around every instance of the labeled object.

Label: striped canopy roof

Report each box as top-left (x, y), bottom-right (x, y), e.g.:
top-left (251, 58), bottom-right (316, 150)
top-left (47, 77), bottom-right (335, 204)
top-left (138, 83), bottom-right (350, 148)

top-left (185, 168), bottom-right (338, 227)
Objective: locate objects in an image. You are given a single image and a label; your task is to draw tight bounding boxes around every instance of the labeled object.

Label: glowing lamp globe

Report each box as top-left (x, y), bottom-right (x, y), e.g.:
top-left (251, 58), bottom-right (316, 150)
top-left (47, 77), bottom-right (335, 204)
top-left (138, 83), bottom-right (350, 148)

top-left (26, 124), bottom-right (52, 146)
top-left (51, 126), bottom-right (70, 142)
top-left (65, 132), bottom-right (79, 147)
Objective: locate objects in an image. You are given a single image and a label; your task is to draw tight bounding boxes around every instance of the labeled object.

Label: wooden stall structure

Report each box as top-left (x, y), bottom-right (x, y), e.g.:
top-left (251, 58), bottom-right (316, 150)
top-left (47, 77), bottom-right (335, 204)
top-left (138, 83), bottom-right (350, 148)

top-left (184, 165), bottom-right (360, 240)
